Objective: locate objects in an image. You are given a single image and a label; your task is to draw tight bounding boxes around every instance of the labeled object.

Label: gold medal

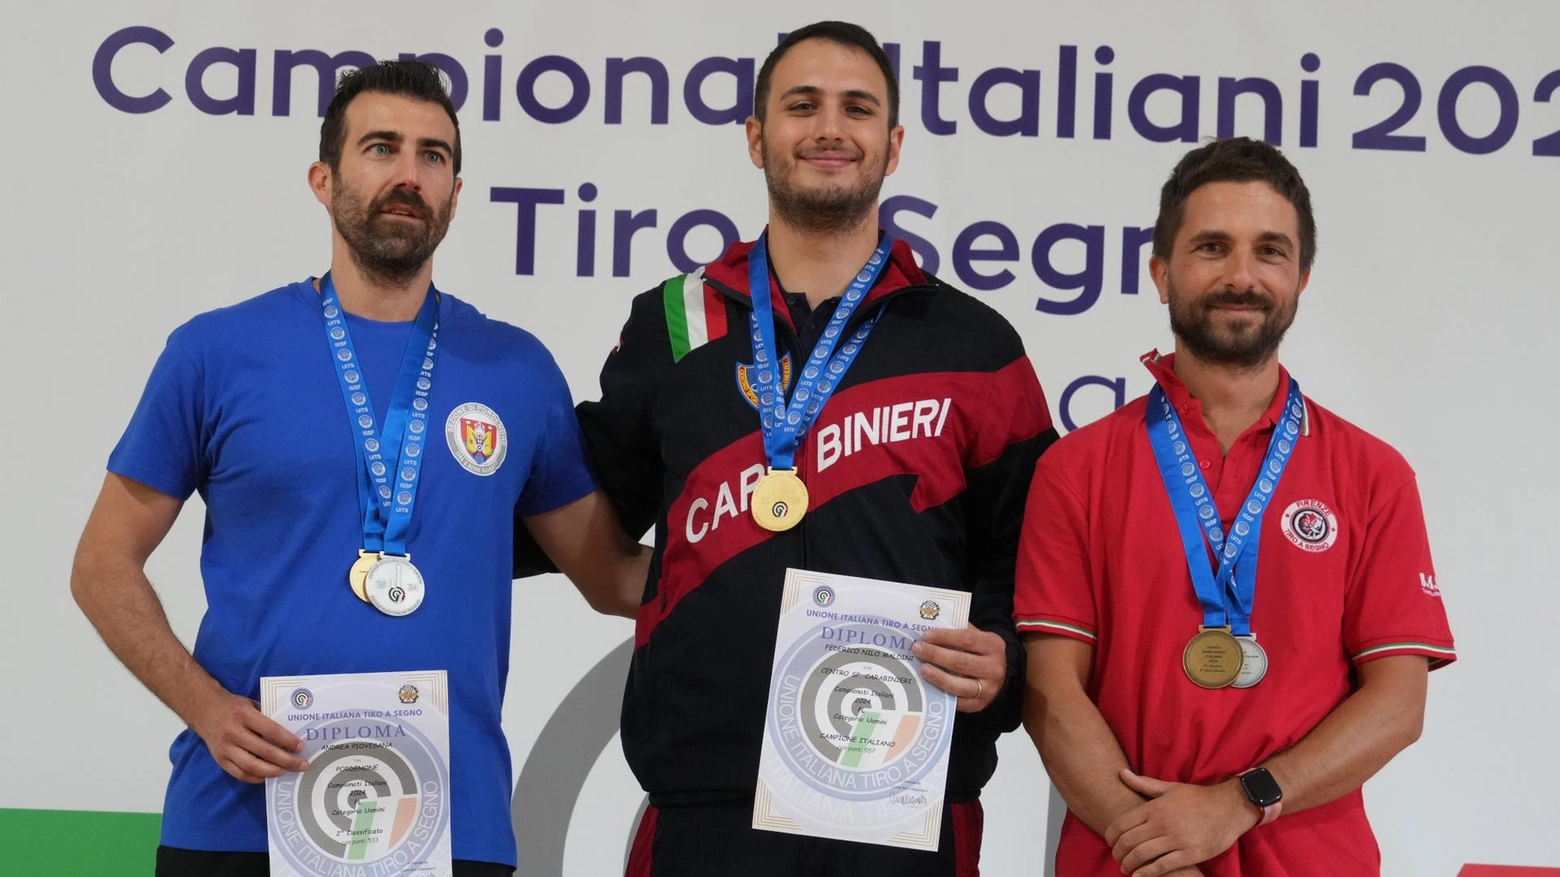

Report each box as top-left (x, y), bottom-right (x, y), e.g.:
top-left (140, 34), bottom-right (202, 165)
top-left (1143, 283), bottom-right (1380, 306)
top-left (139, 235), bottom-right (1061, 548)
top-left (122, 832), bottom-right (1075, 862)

top-left (751, 468), bottom-right (809, 532)
top-left (1183, 626), bottom-right (1243, 689)
top-left (348, 549), bottom-right (376, 603)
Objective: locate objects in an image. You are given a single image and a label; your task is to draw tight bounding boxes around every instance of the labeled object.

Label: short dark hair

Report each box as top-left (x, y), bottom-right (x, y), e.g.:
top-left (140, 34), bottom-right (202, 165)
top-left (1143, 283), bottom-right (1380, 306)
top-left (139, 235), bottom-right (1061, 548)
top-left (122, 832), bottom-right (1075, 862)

top-left (754, 21), bottom-right (900, 130)
top-left (1153, 137), bottom-right (1316, 272)
top-left (319, 59), bottom-right (462, 175)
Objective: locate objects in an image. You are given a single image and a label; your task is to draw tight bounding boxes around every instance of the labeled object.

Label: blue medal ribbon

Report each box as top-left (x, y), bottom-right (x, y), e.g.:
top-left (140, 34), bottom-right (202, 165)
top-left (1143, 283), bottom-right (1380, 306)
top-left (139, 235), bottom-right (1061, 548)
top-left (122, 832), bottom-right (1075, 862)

top-left (319, 274), bottom-right (440, 557)
top-left (1145, 379), bottom-right (1305, 636)
top-left (746, 233), bottom-right (894, 470)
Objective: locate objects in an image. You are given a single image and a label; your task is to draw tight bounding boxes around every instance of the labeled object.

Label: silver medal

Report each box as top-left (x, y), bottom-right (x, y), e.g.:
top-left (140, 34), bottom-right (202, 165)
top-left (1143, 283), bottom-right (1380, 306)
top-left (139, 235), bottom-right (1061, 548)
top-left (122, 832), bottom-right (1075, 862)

top-left (365, 554), bottom-right (425, 617)
top-left (1232, 635), bottom-right (1268, 688)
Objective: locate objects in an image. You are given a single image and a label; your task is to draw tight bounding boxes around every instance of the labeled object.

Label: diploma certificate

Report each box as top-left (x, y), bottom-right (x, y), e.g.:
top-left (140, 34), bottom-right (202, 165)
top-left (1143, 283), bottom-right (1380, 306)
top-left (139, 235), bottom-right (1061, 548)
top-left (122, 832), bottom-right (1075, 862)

top-left (260, 670), bottom-right (452, 877)
top-left (753, 569), bottom-right (971, 850)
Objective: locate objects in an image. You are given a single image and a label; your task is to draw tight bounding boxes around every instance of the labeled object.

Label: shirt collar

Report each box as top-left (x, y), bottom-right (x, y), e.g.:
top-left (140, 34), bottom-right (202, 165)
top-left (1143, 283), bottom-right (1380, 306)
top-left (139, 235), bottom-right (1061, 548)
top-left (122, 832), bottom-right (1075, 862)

top-left (701, 230), bottom-right (928, 314)
top-left (1139, 349), bottom-right (1304, 435)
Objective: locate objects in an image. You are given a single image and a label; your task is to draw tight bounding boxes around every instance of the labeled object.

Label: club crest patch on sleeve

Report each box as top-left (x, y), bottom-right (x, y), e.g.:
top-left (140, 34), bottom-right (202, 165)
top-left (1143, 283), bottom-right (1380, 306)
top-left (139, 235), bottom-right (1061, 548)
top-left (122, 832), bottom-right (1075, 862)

top-left (445, 402), bottom-right (507, 476)
top-left (1281, 498), bottom-right (1338, 552)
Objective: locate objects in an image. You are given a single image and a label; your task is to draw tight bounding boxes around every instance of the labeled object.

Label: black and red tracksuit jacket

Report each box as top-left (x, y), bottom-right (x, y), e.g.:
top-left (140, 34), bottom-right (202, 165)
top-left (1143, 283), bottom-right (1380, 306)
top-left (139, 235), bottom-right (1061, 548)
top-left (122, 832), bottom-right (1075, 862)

top-left (578, 236), bottom-right (1058, 807)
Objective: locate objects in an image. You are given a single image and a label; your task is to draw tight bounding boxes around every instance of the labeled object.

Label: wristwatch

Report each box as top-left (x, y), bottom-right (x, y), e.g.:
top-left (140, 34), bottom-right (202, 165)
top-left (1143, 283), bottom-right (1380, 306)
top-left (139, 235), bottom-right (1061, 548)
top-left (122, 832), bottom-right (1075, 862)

top-left (1238, 768), bottom-right (1283, 827)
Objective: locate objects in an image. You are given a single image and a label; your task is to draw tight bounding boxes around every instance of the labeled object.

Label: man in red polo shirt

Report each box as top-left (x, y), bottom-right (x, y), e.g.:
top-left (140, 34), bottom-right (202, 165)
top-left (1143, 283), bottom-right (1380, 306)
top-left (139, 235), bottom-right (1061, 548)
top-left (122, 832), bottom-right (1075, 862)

top-left (1014, 137), bottom-right (1455, 877)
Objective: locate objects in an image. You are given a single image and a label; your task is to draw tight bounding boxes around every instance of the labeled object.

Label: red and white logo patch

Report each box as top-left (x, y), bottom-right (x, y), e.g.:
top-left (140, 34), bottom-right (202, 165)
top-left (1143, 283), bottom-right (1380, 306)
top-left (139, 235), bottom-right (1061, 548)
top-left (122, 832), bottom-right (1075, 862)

top-left (1281, 499), bottom-right (1338, 552)
top-left (445, 402), bottom-right (507, 476)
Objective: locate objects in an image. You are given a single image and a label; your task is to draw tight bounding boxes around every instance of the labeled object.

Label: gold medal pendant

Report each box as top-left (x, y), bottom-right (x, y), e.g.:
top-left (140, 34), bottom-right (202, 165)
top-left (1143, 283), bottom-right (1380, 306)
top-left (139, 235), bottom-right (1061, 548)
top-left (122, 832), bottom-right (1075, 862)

top-left (348, 549), bottom-right (377, 603)
top-left (1183, 626), bottom-right (1243, 689)
top-left (751, 468), bottom-right (809, 532)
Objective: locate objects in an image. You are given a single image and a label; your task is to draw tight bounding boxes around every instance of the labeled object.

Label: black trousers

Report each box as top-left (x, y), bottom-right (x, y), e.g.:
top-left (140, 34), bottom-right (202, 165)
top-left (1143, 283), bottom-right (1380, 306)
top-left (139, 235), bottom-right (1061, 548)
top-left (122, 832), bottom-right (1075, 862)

top-left (626, 799), bottom-right (984, 877)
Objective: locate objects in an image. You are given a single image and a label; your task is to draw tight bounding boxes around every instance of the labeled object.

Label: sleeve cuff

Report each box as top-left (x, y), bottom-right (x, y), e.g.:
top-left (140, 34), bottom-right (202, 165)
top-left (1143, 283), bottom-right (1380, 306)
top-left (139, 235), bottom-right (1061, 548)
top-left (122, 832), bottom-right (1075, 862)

top-left (105, 460), bottom-right (194, 502)
top-left (515, 469), bottom-right (598, 519)
top-left (1351, 639), bottom-right (1457, 669)
top-left (1015, 616), bottom-right (1097, 644)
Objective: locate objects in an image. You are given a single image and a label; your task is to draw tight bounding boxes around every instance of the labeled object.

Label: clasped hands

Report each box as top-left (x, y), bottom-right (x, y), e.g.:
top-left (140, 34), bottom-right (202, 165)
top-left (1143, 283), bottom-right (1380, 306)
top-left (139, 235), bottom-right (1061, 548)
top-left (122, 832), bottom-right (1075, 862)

top-left (1102, 769), bottom-right (1260, 877)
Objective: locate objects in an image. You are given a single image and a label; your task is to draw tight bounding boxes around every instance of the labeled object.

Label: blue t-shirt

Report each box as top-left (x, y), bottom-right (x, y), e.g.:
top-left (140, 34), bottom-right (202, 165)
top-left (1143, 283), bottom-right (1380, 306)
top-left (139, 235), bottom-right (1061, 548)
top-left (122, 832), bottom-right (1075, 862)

top-left (108, 280), bottom-right (596, 865)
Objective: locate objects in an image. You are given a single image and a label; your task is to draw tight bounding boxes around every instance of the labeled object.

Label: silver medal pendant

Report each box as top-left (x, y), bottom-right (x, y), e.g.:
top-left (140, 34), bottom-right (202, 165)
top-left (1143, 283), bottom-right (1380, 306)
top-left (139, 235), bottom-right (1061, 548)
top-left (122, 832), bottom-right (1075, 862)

top-left (1232, 635), bottom-right (1268, 688)
top-left (365, 554), bottom-right (425, 617)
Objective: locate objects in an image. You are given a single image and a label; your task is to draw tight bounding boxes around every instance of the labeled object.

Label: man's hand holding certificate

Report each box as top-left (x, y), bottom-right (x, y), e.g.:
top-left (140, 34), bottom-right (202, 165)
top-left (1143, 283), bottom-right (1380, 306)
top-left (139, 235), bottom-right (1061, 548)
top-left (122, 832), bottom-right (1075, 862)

top-left (754, 569), bottom-right (972, 851)
top-left (259, 670), bottom-right (453, 877)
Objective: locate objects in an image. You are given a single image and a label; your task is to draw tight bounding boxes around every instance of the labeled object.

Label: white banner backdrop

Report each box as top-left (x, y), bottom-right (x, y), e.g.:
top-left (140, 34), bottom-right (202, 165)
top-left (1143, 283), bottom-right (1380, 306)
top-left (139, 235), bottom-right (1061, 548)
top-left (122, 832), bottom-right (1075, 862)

top-left (3, 2), bottom-right (1556, 874)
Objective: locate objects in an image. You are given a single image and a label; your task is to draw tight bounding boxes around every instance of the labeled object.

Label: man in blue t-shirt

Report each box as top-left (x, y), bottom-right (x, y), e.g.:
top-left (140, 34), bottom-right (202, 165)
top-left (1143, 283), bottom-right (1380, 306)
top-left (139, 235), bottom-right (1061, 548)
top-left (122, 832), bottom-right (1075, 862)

top-left (70, 60), bottom-right (646, 877)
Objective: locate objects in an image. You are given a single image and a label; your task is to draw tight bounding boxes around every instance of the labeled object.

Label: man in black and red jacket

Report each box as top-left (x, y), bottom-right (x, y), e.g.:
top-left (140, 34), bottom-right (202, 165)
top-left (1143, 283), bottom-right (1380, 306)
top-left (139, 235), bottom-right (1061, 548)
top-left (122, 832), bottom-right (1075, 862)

top-left (579, 21), bottom-right (1059, 877)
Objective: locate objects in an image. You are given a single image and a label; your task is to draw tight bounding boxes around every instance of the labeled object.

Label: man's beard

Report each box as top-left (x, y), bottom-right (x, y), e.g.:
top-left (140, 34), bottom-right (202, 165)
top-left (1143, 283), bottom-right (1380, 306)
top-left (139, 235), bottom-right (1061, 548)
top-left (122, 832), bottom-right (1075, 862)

top-left (331, 181), bottom-right (452, 287)
top-left (1168, 280), bottom-right (1298, 370)
top-left (763, 138), bottom-right (887, 235)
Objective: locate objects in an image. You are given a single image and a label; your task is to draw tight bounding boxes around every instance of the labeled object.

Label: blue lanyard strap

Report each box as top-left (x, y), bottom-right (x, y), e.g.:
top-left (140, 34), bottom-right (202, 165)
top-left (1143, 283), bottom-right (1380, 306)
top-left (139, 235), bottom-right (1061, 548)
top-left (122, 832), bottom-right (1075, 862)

top-left (1145, 378), bottom-right (1304, 635)
top-left (319, 273), bottom-right (440, 557)
top-left (746, 233), bottom-right (894, 470)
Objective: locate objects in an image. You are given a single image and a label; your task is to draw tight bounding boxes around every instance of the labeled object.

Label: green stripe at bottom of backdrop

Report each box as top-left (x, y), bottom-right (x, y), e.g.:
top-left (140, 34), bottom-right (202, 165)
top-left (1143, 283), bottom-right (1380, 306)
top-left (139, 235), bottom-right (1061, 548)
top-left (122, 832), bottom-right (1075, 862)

top-left (0, 808), bottom-right (160, 877)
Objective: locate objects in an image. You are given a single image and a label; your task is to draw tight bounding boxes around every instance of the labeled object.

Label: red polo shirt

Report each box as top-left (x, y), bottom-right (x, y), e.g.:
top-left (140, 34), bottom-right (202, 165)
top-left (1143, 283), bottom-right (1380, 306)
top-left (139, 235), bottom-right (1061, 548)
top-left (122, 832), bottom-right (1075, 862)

top-left (1014, 352), bottom-right (1455, 877)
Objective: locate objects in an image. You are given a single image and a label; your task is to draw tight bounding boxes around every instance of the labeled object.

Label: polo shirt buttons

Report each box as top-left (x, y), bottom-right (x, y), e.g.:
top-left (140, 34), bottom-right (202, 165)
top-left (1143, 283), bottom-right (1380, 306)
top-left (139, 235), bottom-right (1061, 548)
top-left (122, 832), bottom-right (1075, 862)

top-left (1199, 459), bottom-right (1211, 469)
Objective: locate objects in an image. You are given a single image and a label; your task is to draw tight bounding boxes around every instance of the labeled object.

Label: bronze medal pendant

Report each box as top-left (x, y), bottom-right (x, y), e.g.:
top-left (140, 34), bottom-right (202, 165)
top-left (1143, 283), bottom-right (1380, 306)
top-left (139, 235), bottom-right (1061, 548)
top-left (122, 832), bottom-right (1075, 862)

top-left (348, 549), bottom-right (376, 603)
top-left (1183, 626), bottom-right (1243, 689)
top-left (751, 468), bottom-right (809, 532)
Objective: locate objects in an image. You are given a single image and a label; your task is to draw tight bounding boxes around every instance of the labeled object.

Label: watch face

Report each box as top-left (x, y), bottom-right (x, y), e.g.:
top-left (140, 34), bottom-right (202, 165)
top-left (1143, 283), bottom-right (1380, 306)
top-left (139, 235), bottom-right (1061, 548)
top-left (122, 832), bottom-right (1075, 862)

top-left (1240, 769), bottom-right (1283, 807)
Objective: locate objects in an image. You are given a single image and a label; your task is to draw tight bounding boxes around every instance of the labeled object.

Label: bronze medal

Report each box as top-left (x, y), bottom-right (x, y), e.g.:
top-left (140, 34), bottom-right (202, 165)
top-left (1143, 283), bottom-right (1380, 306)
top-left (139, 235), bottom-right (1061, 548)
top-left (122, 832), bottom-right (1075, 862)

top-left (348, 549), bottom-right (376, 603)
top-left (751, 468), bottom-right (809, 532)
top-left (1183, 626), bottom-right (1243, 689)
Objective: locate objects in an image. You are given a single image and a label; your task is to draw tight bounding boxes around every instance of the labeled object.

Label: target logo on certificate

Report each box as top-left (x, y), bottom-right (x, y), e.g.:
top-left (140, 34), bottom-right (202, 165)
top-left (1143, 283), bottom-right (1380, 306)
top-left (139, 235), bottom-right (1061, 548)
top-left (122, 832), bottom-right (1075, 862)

top-left (754, 570), bottom-right (970, 851)
top-left (260, 670), bottom-right (452, 877)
